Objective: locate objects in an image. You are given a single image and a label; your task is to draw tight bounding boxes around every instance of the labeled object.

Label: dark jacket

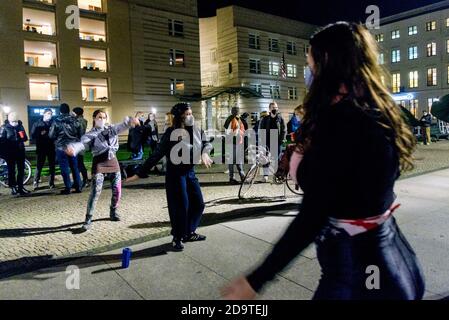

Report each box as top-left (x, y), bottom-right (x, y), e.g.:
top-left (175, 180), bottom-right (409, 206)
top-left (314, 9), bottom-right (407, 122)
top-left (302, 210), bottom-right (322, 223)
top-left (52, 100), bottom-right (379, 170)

top-left (77, 117), bottom-right (88, 136)
top-left (31, 118), bottom-right (54, 150)
top-left (127, 121), bottom-right (147, 153)
top-left (419, 114), bottom-right (432, 127)
top-left (138, 126), bottom-right (213, 177)
top-left (144, 120), bottom-right (159, 143)
top-left (258, 114), bottom-right (286, 144)
top-left (49, 114), bottom-right (82, 150)
top-left (0, 120), bottom-right (28, 156)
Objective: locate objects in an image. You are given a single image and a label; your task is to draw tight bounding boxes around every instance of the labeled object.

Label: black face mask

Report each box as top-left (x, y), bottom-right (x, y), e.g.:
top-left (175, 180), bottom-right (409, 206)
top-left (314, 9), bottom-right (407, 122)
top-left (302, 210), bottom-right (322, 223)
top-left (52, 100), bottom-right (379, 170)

top-left (271, 109), bottom-right (278, 115)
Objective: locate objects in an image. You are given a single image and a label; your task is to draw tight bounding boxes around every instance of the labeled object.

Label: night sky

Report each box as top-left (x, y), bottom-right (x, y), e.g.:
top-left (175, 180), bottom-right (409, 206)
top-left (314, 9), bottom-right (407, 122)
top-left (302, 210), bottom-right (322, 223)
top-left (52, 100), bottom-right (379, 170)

top-left (198, 0), bottom-right (445, 25)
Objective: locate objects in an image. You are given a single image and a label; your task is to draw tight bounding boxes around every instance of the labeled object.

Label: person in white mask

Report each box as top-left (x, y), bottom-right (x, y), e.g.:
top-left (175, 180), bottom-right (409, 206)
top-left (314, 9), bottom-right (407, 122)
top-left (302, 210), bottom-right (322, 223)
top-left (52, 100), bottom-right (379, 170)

top-left (0, 112), bottom-right (30, 195)
top-left (31, 108), bottom-right (56, 189)
top-left (66, 110), bottom-right (140, 231)
top-left (125, 103), bottom-right (213, 251)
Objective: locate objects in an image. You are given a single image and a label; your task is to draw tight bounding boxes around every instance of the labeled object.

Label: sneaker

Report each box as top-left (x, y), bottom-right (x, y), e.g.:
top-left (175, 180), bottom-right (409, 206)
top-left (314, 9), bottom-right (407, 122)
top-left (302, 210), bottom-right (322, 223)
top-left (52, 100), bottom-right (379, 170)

top-left (263, 176), bottom-right (269, 183)
top-left (239, 172), bottom-right (246, 181)
top-left (81, 221), bottom-right (92, 231)
top-left (183, 232), bottom-right (207, 242)
top-left (48, 184), bottom-right (56, 190)
top-left (110, 209), bottom-right (121, 221)
top-left (10, 187), bottom-right (18, 196)
top-left (60, 189), bottom-right (71, 195)
top-left (172, 238), bottom-right (184, 251)
top-left (33, 181), bottom-right (39, 190)
top-left (229, 178), bottom-right (240, 185)
top-left (20, 187), bottom-right (31, 194)
top-left (224, 169), bottom-right (230, 174)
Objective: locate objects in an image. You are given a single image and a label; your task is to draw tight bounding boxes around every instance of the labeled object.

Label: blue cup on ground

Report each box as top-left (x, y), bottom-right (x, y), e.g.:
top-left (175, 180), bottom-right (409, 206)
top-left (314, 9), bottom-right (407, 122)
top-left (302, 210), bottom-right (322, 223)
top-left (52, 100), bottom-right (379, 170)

top-left (122, 248), bottom-right (132, 269)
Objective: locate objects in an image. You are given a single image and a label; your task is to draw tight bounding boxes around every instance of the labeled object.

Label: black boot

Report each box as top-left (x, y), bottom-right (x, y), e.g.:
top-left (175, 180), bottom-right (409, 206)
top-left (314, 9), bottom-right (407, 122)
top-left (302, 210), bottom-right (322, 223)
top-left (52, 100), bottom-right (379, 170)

top-left (110, 207), bottom-right (121, 221)
top-left (172, 237), bottom-right (184, 251)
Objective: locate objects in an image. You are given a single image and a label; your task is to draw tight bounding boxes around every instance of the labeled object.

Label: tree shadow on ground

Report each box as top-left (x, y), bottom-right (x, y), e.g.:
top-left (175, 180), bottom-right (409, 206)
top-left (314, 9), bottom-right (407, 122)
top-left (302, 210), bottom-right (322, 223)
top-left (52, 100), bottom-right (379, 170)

top-left (0, 243), bottom-right (172, 280)
top-left (0, 218), bottom-right (110, 238)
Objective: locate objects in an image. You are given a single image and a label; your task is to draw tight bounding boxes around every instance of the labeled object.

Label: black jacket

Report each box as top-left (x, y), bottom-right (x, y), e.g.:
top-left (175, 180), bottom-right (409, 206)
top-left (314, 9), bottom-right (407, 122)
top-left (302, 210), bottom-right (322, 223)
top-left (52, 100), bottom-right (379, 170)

top-left (0, 120), bottom-right (28, 156)
top-left (258, 114), bottom-right (286, 143)
top-left (247, 97), bottom-right (400, 292)
top-left (138, 126), bottom-right (212, 176)
top-left (419, 114), bottom-right (432, 127)
top-left (49, 114), bottom-right (82, 150)
top-left (31, 118), bottom-right (54, 150)
top-left (127, 122), bottom-right (148, 153)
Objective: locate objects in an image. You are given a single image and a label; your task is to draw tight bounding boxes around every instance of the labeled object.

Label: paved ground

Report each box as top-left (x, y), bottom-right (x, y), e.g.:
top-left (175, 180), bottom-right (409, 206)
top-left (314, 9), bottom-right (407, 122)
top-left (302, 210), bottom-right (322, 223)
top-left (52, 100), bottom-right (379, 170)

top-left (0, 141), bottom-right (448, 282)
top-left (0, 168), bottom-right (448, 300)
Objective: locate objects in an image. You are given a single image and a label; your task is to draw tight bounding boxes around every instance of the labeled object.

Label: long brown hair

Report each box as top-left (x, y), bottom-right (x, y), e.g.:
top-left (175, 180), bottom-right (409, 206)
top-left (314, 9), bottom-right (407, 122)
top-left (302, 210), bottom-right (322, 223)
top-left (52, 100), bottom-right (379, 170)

top-left (301, 22), bottom-right (415, 171)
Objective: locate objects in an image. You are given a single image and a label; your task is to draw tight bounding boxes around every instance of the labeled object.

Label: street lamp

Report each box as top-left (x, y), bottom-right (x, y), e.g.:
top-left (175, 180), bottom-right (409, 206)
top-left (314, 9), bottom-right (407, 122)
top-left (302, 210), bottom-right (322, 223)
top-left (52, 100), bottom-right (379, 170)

top-left (2, 106), bottom-right (11, 114)
top-left (151, 107), bottom-right (157, 114)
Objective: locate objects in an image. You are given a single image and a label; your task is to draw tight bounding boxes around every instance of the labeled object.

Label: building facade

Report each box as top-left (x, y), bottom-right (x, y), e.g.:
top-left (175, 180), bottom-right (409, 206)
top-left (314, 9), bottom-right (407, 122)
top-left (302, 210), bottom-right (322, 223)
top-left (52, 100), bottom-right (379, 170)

top-left (373, 1), bottom-right (449, 118)
top-left (199, 6), bottom-right (317, 131)
top-left (0, 0), bottom-right (134, 133)
top-left (0, 0), bottom-right (202, 136)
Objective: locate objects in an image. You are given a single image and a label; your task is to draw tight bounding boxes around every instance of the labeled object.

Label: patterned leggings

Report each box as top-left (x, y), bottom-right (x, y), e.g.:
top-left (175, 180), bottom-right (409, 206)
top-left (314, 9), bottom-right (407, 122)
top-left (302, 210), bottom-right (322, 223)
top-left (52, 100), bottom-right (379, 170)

top-left (86, 171), bottom-right (122, 219)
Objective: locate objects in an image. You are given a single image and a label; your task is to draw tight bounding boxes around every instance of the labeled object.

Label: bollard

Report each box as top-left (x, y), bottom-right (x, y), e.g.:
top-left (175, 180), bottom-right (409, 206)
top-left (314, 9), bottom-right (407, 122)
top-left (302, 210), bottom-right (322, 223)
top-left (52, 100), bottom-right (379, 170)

top-left (122, 248), bottom-right (132, 269)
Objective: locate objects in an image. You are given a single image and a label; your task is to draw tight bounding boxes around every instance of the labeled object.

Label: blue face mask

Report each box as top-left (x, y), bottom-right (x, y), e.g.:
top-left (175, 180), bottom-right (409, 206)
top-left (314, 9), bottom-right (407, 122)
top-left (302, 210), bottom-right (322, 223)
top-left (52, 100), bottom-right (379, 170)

top-left (304, 66), bottom-right (314, 89)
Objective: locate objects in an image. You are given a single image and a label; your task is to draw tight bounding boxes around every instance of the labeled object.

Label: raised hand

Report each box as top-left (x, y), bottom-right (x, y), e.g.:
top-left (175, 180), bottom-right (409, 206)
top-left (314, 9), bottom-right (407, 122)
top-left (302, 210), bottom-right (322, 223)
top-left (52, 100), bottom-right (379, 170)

top-left (201, 153), bottom-right (213, 169)
top-left (221, 277), bottom-right (256, 300)
top-left (125, 174), bottom-right (140, 183)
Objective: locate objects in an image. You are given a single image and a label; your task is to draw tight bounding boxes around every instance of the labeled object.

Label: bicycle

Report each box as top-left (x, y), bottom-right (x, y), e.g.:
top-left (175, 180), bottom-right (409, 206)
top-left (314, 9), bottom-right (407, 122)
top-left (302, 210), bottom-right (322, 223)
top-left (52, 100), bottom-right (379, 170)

top-left (0, 157), bottom-right (32, 188)
top-left (238, 145), bottom-right (303, 199)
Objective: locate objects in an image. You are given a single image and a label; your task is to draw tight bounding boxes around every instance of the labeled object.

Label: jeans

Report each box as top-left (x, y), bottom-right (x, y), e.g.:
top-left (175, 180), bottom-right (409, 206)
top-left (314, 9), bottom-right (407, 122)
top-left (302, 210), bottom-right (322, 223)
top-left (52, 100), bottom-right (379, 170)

top-left (131, 146), bottom-right (143, 160)
top-left (86, 172), bottom-right (121, 220)
top-left (313, 216), bottom-right (425, 300)
top-left (56, 149), bottom-right (82, 191)
top-left (165, 168), bottom-right (205, 239)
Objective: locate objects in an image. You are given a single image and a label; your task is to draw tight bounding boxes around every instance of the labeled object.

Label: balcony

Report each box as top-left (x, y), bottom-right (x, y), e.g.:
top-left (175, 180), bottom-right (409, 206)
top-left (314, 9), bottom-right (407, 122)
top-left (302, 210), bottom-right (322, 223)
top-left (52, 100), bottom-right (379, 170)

top-left (82, 78), bottom-right (109, 102)
top-left (78, 0), bottom-right (103, 13)
top-left (24, 40), bottom-right (57, 68)
top-left (28, 74), bottom-right (59, 101)
top-left (79, 17), bottom-right (106, 42)
top-left (23, 7), bottom-right (56, 36)
top-left (80, 47), bottom-right (107, 72)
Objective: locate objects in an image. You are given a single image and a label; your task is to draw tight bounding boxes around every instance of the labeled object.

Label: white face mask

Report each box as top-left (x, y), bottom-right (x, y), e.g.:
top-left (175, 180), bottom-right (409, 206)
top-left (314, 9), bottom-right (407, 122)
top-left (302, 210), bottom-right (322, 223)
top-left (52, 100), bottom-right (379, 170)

top-left (295, 115), bottom-right (301, 121)
top-left (184, 115), bottom-right (194, 127)
top-left (95, 119), bottom-right (106, 129)
top-left (304, 65), bottom-right (314, 89)
top-left (43, 114), bottom-right (52, 122)
top-left (8, 112), bottom-right (17, 124)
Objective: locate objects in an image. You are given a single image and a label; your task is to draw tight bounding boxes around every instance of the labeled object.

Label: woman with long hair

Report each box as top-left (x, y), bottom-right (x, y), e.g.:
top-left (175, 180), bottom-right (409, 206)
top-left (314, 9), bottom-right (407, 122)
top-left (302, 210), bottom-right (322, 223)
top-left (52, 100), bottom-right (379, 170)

top-left (126, 103), bottom-right (213, 251)
top-left (222, 22), bottom-right (424, 300)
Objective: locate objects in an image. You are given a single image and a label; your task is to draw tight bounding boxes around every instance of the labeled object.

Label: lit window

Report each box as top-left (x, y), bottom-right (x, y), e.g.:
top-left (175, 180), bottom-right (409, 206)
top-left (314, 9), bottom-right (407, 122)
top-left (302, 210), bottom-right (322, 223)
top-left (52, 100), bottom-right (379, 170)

top-left (79, 17), bottom-right (106, 42)
top-left (427, 67), bottom-right (437, 86)
top-left (80, 47), bottom-right (107, 72)
top-left (269, 61), bottom-right (279, 76)
top-left (23, 8), bottom-right (56, 36)
top-left (408, 46), bottom-right (418, 60)
top-left (287, 64), bottom-right (297, 78)
top-left (77, 0), bottom-right (103, 12)
top-left (82, 78), bottom-right (109, 102)
top-left (24, 41), bottom-right (57, 68)
top-left (375, 34), bottom-right (384, 42)
top-left (391, 49), bottom-right (401, 63)
top-left (392, 73), bottom-right (401, 93)
top-left (410, 99), bottom-right (418, 117)
top-left (409, 70), bottom-right (418, 88)
top-left (408, 26), bottom-right (418, 35)
top-left (427, 42), bottom-right (437, 56)
top-left (169, 49), bottom-right (185, 67)
top-left (391, 30), bottom-right (400, 39)
top-left (170, 79), bottom-right (185, 95)
top-left (28, 74), bottom-right (59, 101)
top-left (426, 21), bottom-right (436, 31)
top-left (378, 53), bottom-right (384, 65)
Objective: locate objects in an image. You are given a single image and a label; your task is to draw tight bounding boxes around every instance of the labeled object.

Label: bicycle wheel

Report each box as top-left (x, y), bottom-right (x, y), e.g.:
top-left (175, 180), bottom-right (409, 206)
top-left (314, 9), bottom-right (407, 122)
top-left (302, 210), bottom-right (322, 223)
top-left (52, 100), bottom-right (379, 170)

top-left (0, 158), bottom-right (8, 187)
top-left (23, 160), bottom-right (32, 185)
top-left (285, 173), bottom-right (303, 195)
top-left (238, 164), bottom-right (259, 199)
